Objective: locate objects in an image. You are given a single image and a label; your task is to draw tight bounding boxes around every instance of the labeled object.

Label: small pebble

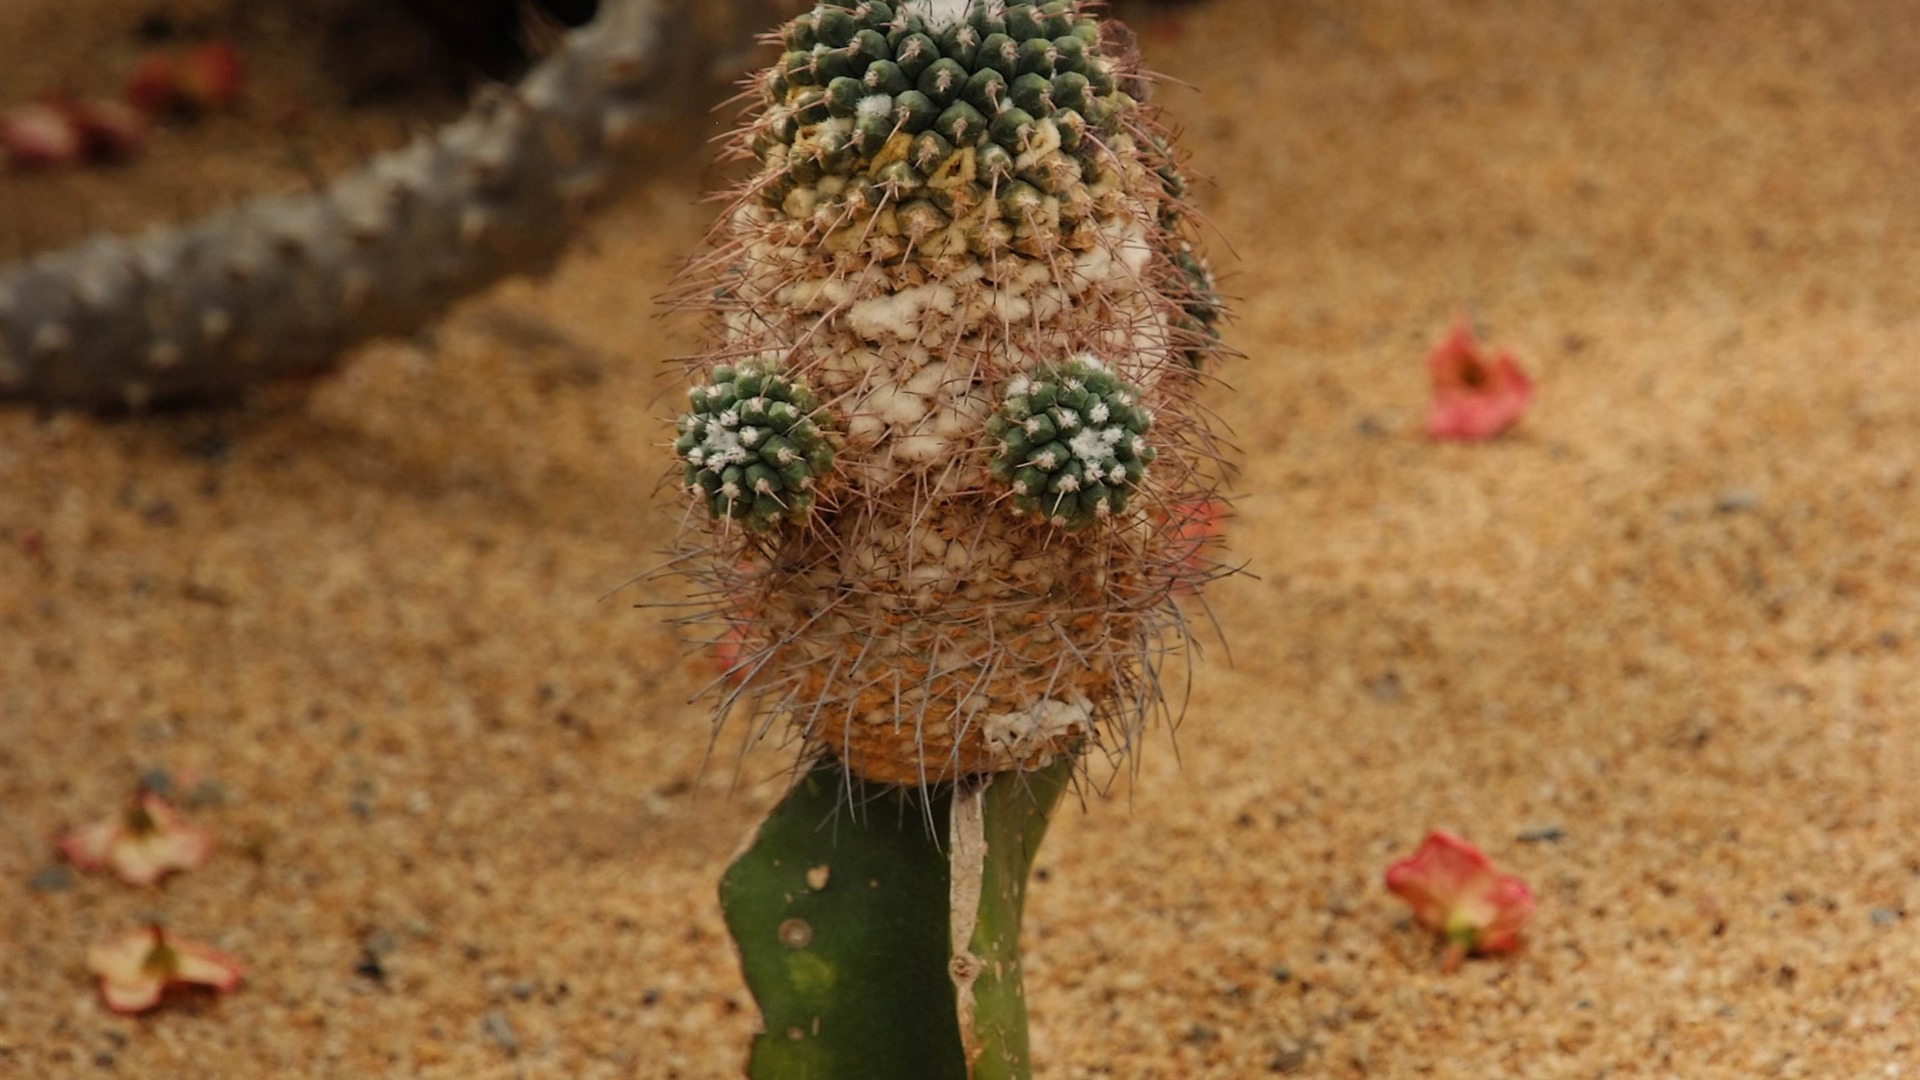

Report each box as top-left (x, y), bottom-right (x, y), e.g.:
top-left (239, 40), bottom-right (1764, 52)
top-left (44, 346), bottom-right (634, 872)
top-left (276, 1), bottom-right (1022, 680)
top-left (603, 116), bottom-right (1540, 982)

top-left (483, 1010), bottom-right (519, 1054)
top-left (186, 779), bottom-right (229, 807)
top-left (28, 866), bottom-right (74, 892)
top-left (509, 980), bottom-right (536, 1000)
top-left (1367, 672), bottom-right (1402, 702)
top-left (1517, 826), bottom-right (1567, 843)
top-left (1870, 908), bottom-right (1900, 927)
top-left (1715, 489), bottom-right (1759, 513)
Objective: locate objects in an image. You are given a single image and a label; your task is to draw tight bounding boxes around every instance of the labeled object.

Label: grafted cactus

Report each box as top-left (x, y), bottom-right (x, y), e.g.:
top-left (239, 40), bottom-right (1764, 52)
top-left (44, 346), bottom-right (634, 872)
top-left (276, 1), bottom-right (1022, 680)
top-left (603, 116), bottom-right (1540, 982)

top-left (0, 0), bottom-right (799, 410)
top-left (678, 2), bottom-right (1228, 1075)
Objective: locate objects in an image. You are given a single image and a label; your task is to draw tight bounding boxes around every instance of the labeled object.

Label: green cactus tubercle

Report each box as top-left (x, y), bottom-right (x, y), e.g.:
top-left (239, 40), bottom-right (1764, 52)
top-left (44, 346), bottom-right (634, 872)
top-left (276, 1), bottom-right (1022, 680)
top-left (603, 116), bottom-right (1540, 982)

top-left (676, 363), bottom-right (834, 532)
top-left (987, 356), bottom-right (1155, 531)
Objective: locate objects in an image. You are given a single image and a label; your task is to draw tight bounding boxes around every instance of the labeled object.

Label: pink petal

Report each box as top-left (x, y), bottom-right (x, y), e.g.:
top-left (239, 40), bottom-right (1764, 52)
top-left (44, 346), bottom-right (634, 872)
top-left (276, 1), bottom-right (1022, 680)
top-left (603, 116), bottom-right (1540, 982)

top-left (170, 939), bottom-right (245, 992)
top-left (124, 52), bottom-right (180, 115)
top-left (1426, 323), bottom-right (1481, 387)
top-left (100, 976), bottom-right (167, 1014)
top-left (57, 820), bottom-right (122, 870)
top-left (1424, 325), bottom-right (1536, 441)
top-left (65, 99), bottom-right (149, 163)
top-left (179, 42), bottom-right (245, 111)
top-left (87, 928), bottom-right (167, 1014)
top-left (712, 618), bottom-right (752, 685)
top-left (112, 827), bottom-right (212, 886)
top-left (1162, 497), bottom-right (1224, 595)
top-left (1, 104), bottom-right (84, 169)
top-left (1472, 875), bottom-right (1538, 953)
top-left (1385, 829), bottom-right (1497, 927)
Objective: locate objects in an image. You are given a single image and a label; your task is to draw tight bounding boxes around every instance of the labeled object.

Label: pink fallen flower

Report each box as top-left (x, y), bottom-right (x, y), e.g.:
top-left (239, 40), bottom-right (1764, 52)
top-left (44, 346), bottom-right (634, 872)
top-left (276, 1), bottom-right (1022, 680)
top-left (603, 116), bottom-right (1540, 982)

top-left (1384, 829), bottom-right (1536, 971)
top-left (1425, 322), bottom-right (1535, 441)
top-left (1159, 496), bottom-right (1224, 596)
top-left (178, 41), bottom-right (245, 112)
top-left (1, 102), bottom-right (84, 169)
top-left (58, 791), bottom-right (213, 886)
top-left (87, 925), bottom-right (243, 1014)
top-left (124, 52), bottom-right (181, 115)
top-left (711, 612), bottom-right (755, 686)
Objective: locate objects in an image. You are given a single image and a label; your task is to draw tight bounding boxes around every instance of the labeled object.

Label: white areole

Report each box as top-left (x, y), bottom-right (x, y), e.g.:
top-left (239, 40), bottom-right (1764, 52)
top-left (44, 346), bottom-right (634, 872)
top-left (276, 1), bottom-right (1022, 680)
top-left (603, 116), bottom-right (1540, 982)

top-left (913, 0), bottom-right (1003, 29)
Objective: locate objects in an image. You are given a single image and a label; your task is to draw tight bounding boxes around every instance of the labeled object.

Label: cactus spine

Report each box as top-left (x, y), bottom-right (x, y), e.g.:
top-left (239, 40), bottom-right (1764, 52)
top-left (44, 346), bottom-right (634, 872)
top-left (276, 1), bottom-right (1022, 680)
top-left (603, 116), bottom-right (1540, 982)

top-left (0, 0), bottom-right (799, 410)
top-left (695, 2), bottom-right (1225, 1075)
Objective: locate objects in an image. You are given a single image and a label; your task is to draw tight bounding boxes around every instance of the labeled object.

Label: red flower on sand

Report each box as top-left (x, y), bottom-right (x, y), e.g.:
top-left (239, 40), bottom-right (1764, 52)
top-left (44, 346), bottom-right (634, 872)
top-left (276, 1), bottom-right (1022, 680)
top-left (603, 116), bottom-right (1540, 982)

top-left (87, 925), bottom-right (243, 1014)
top-left (1384, 829), bottom-right (1536, 970)
top-left (58, 790), bottom-right (213, 886)
top-left (1425, 322), bottom-right (1535, 441)
top-left (178, 42), bottom-right (245, 112)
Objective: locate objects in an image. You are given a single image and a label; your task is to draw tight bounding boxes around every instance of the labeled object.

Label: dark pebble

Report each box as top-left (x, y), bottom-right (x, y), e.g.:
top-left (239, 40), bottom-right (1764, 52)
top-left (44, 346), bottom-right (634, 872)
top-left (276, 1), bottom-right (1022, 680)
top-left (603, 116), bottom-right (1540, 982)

top-left (483, 1010), bottom-right (519, 1053)
top-left (29, 866), bottom-right (75, 892)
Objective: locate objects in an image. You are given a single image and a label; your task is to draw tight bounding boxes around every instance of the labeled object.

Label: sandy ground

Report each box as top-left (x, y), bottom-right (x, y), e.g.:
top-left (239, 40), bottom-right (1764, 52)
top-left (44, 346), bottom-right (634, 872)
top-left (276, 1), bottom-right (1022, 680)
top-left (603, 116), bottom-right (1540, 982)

top-left (4, 1), bottom-right (1919, 1077)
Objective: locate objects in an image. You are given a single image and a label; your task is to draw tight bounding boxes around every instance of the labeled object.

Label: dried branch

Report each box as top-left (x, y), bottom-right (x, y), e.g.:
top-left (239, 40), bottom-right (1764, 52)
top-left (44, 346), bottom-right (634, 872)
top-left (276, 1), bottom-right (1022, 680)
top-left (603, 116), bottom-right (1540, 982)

top-left (0, 0), bottom-right (797, 410)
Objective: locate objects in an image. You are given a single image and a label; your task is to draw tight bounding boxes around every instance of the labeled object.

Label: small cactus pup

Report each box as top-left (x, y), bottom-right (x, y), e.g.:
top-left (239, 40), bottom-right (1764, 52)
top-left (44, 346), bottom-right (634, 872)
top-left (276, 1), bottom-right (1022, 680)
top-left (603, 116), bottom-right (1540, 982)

top-left (672, 1), bottom-right (1227, 1075)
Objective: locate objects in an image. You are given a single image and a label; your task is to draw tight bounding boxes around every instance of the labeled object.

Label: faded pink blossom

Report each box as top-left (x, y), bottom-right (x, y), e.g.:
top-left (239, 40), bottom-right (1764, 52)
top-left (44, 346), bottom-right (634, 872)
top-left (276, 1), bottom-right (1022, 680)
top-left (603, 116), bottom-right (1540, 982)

top-left (712, 612), bottom-right (754, 686)
top-left (124, 52), bottom-right (181, 115)
top-left (87, 925), bottom-right (243, 1014)
top-left (58, 791), bottom-right (213, 886)
top-left (64, 97), bottom-right (149, 163)
top-left (1159, 497), bottom-right (1225, 596)
top-left (1425, 322), bottom-right (1535, 441)
top-left (178, 41), bottom-right (245, 112)
top-left (1385, 829), bottom-right (1536, 970)
top-left (1, 103), bottom-right (83, 169)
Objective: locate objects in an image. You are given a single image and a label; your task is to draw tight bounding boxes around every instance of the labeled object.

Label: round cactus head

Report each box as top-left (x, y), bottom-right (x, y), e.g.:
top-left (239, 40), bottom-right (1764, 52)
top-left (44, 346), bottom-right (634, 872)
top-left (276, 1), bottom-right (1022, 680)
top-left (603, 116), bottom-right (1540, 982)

top-left (676, 363), bottom-right (836, 532)
top-left (671, 0), bottom-right (1227, 785)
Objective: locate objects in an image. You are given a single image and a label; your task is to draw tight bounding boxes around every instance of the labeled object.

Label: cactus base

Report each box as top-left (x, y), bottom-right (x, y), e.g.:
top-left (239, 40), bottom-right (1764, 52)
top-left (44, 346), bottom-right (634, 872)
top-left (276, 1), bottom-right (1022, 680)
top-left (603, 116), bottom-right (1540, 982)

top-left (721, 755), bottom-right (1071, 1079)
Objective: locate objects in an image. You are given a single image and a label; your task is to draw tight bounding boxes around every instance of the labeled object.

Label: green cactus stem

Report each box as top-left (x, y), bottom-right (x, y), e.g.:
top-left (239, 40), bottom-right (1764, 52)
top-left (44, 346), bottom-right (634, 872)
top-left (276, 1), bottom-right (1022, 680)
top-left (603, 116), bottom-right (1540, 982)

top-left (952, 760), bottom-right (1072, 1079)
top-left (721, 755), bottom-right (1071, 1079)
top-left (0, 0), bottom-right (800, 411)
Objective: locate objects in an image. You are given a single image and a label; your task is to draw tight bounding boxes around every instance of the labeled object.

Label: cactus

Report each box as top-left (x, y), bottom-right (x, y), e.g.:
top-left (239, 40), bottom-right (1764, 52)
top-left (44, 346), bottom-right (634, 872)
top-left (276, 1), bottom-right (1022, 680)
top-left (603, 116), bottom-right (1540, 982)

top-left (684, 1), bottom-right (1228, 1074)
top-left (722, 755), bottom-right (1070, 1079)
top-left (0, 0), bottom-right (799, 411)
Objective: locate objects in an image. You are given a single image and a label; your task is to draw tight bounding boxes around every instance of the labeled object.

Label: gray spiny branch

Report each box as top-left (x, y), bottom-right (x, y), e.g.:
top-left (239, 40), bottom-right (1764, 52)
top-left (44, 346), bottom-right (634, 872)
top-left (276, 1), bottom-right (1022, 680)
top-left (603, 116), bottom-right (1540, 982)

top-left (0, 0), bottom-right (796, 410)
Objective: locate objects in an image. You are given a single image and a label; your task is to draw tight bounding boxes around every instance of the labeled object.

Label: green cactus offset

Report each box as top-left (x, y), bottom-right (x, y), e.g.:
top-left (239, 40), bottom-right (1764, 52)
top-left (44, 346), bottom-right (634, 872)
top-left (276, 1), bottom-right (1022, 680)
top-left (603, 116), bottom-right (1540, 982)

top-left (676, 363), bottom-right (836, 532)
top-left (985, 355), bottom-right (1156, 531)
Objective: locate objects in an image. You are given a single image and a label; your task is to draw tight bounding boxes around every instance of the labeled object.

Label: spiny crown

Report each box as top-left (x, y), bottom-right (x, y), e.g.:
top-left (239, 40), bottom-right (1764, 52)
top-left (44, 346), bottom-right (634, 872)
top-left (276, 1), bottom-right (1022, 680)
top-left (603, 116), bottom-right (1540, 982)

top-left (751, 0), bottom-right (1133, 255)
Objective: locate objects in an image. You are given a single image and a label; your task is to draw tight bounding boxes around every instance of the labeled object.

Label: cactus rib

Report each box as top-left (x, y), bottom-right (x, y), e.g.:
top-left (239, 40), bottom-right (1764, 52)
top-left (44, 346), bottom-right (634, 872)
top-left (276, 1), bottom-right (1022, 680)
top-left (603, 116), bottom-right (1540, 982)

top-left (0, 0), bottom-right (797, 410)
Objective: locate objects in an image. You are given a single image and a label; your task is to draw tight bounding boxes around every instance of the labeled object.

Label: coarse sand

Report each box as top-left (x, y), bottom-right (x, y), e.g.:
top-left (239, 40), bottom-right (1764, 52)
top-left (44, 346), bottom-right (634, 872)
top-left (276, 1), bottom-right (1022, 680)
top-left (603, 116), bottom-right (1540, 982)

top-left (2, 1), bottom-right (1918, 1077)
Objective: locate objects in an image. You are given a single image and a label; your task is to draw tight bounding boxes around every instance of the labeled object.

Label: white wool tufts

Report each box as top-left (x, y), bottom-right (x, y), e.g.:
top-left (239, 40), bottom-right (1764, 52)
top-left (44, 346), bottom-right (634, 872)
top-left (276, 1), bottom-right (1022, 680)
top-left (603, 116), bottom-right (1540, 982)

top-left (915, 0), bottom-right (1001, 30)
top-left (982, 696), bottom-right (1092, 755)
top-left (845, 284), bottom-right (958, 340)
